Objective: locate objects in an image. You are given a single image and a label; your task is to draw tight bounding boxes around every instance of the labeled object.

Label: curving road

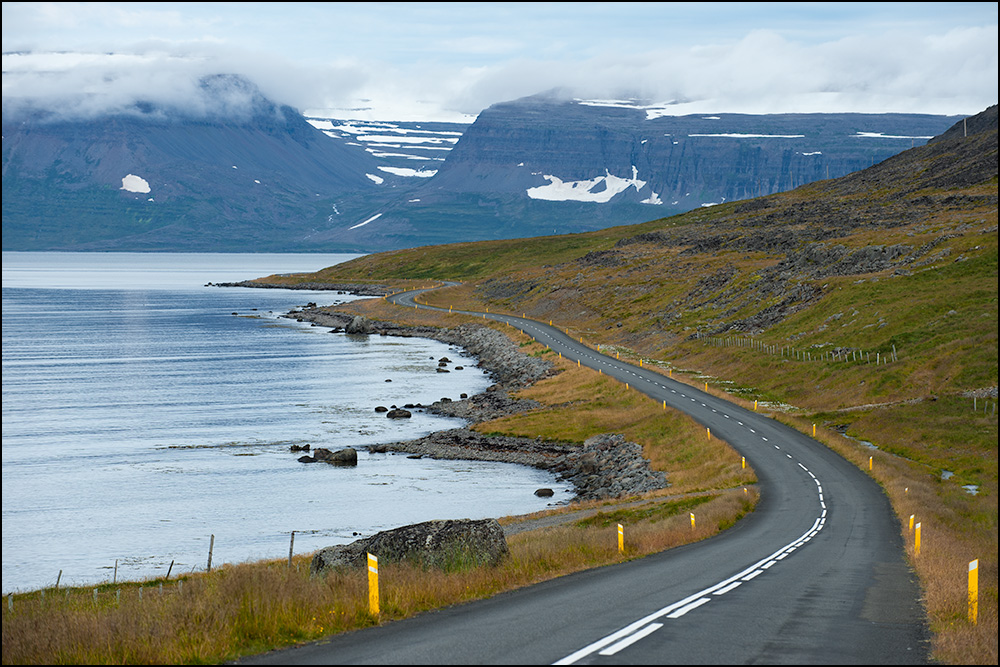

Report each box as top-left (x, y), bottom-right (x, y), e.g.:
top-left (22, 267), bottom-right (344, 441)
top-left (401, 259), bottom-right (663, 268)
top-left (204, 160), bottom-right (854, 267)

top-left (243, 287), bottom-right (930, 665)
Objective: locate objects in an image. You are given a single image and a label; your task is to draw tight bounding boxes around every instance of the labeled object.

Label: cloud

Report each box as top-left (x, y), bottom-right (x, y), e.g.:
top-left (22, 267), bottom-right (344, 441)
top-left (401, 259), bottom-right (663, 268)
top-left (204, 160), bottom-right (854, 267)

top-left (1, 42), bottom-right (370, 121)
top-left (2, 5), bottom-right (996, 123)
top-left (444, 25), bottom-right (998, 116)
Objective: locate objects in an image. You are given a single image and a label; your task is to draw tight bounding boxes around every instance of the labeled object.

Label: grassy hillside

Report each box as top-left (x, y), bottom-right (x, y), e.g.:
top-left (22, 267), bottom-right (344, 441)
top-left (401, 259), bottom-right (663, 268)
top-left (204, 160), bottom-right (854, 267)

top-left (267, 111), bottom-right (998, 663)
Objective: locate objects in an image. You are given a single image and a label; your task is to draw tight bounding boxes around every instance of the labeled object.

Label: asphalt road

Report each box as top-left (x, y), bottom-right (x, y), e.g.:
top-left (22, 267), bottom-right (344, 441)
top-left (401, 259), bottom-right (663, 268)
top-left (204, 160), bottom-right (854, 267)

top-left (241, 287), bottom-right (930, 664)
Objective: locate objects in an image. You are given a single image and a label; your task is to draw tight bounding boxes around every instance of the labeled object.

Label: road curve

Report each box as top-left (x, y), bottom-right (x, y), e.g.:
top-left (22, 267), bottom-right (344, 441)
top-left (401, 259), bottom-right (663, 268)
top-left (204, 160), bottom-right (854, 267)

top-left (242, 286), bottom-right (930, 665)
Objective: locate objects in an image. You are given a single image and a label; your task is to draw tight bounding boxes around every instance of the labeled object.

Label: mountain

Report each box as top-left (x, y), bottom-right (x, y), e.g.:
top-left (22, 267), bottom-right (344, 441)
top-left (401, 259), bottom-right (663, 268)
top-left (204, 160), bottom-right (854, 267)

top-left (322, 93), bottom-right (964, 251)
top-left (1, 75), bottom-right (385, 251)
top-left (2, 79), bottom-right (967, 252)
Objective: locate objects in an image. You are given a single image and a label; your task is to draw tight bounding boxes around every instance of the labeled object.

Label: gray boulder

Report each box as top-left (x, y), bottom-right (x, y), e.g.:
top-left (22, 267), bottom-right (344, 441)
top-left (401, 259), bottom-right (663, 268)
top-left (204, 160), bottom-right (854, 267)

top-left (345, 315), bottom-right (371, 334)
top-left (310, 518), bottom-right (509, 575)
top-left (309, 447), bottom-right (358, 466)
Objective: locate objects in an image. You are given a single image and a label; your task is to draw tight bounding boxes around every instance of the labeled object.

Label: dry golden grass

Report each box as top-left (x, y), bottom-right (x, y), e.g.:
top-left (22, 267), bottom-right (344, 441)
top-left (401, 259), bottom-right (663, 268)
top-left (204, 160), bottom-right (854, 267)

top-left (2, 487), bottom-right (757, 665)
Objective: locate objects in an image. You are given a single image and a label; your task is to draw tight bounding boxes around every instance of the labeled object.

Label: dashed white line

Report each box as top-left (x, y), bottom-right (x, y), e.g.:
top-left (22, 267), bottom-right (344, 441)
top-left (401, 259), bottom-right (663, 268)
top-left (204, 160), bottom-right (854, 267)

top-left (598, 623), bottom-right (664, 656)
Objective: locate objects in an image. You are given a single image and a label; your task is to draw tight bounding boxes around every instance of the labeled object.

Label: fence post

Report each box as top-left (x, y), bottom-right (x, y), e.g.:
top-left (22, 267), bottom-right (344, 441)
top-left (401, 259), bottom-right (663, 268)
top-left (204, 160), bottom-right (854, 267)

top-left (207, 534), bottom-right (215, 572)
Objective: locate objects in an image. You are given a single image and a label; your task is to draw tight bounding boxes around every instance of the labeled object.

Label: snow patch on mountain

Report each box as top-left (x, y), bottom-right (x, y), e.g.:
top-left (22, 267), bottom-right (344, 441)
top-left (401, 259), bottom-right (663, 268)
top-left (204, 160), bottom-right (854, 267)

top-left (121, 174), bottom-right (150, 194)
top-left (377, 166), bottom-right (437, 178)
top-left (855, 132), bottom-right (935, 139)
top-left (689, 133), bottom-right (806, 138)
top-left (526, 166), bottom-right (658, 204)
top-left (349, 213), bottom-right (383, 230)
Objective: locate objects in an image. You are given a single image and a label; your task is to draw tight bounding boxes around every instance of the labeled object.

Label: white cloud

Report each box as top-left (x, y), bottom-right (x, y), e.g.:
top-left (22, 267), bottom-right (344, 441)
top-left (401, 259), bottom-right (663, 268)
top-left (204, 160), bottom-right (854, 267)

top-left (2, 4), bottom-right (996, 122)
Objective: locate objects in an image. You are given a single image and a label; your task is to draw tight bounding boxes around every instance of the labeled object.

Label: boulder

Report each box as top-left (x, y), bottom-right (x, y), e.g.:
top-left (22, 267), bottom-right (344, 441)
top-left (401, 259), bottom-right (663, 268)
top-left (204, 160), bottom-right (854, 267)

top-left (386, 408), bottom-right (412, 419)
top-left (534, 488), bottom-right (555, 497)
top-left (309, 447), bottom-right (358, 466)
top-left (345, 315), bottom-right (371, 334)
top-left (310, 518), bottom-right (509, 575)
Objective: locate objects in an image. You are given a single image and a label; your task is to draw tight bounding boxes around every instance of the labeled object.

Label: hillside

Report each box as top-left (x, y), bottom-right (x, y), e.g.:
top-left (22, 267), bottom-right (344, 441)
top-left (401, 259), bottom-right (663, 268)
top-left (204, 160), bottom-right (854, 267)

top-left (268, 105), bottom-right (998, 663)
top-left (270, 101), bottom-right (999, 487)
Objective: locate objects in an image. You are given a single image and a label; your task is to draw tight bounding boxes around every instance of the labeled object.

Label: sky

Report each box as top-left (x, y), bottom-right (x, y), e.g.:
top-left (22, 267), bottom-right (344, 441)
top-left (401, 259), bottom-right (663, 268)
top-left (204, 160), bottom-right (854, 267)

top-left (2, 2), bottom-right (997, 123)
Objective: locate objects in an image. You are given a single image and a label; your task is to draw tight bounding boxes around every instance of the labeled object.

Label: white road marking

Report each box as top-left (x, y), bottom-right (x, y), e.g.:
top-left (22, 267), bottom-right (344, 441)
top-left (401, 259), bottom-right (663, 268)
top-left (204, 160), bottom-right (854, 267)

top-left (597, 623), bottom-right (664, 655)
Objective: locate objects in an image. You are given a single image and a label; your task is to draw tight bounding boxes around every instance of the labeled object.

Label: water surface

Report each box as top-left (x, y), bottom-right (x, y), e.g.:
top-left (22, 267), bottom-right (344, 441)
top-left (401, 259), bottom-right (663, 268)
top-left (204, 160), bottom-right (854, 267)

top-left (2, 253), bottom-right (572, 593)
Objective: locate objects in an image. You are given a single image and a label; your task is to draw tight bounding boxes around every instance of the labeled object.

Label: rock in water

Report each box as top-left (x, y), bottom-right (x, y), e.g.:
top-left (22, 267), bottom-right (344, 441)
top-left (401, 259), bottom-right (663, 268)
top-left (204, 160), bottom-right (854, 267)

top-left (310, 518), bottom-right (509, 574)
top-left (309, 447), bottom-right (358, 466)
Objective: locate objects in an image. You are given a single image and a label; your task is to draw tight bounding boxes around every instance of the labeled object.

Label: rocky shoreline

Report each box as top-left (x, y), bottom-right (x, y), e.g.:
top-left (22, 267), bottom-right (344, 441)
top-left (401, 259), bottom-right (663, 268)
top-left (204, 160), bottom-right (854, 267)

top-left (210, 280), bottom-right (392, 296)
top-left (287, 305), bottom-right (668, 501)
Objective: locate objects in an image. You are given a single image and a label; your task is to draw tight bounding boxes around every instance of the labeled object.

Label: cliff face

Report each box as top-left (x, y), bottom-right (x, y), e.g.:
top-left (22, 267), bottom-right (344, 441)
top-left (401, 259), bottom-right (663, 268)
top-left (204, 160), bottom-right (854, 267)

top-left (322, 95), bottom-right (963, 252)
top-left (431, 94), bottom-right (963, 206)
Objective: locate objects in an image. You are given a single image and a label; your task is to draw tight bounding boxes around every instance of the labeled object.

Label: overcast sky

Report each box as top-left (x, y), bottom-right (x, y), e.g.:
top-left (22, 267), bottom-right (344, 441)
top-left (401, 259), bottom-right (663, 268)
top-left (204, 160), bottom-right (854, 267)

top-left (3, 2), bottom-right (997, 122)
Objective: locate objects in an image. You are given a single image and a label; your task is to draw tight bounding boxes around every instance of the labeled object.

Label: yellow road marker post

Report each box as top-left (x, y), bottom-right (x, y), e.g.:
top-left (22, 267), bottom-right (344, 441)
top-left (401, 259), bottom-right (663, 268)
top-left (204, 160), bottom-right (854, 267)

top-left (915, 522), bottom-right (921, 557)
top-left (618, 524), bottom-right (624, 553)
top-left (367, 553), bottom-right (379, 617)
top-left (707, 428), bottom-right (711, 440)
top-left (690, 513), bottom-right (696, 530)
top-left (969, 559), bottom-right (979, 625)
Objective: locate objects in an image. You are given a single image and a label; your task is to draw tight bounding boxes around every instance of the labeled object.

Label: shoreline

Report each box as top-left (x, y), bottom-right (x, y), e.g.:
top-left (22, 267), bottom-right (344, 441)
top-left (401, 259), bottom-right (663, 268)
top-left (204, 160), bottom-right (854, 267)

top-left (286, 305), bottom-right (668, 503)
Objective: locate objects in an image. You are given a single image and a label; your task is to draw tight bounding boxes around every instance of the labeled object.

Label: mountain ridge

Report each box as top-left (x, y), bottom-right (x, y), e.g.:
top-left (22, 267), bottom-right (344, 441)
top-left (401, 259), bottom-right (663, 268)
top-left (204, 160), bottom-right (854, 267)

top-left (1, 76), bottom-right (971, 252)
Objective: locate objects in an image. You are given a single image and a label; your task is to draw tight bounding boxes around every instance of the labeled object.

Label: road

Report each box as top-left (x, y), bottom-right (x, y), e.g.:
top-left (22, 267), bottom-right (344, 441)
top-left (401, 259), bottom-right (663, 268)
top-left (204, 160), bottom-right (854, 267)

top-left (242, 287), bottom-right (930, 664)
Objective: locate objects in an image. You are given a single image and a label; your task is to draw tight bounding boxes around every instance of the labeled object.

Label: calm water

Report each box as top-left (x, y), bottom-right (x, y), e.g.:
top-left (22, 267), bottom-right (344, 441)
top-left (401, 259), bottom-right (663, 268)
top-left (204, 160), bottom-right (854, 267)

top-left (1, 253), bottom-right (571, 593)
